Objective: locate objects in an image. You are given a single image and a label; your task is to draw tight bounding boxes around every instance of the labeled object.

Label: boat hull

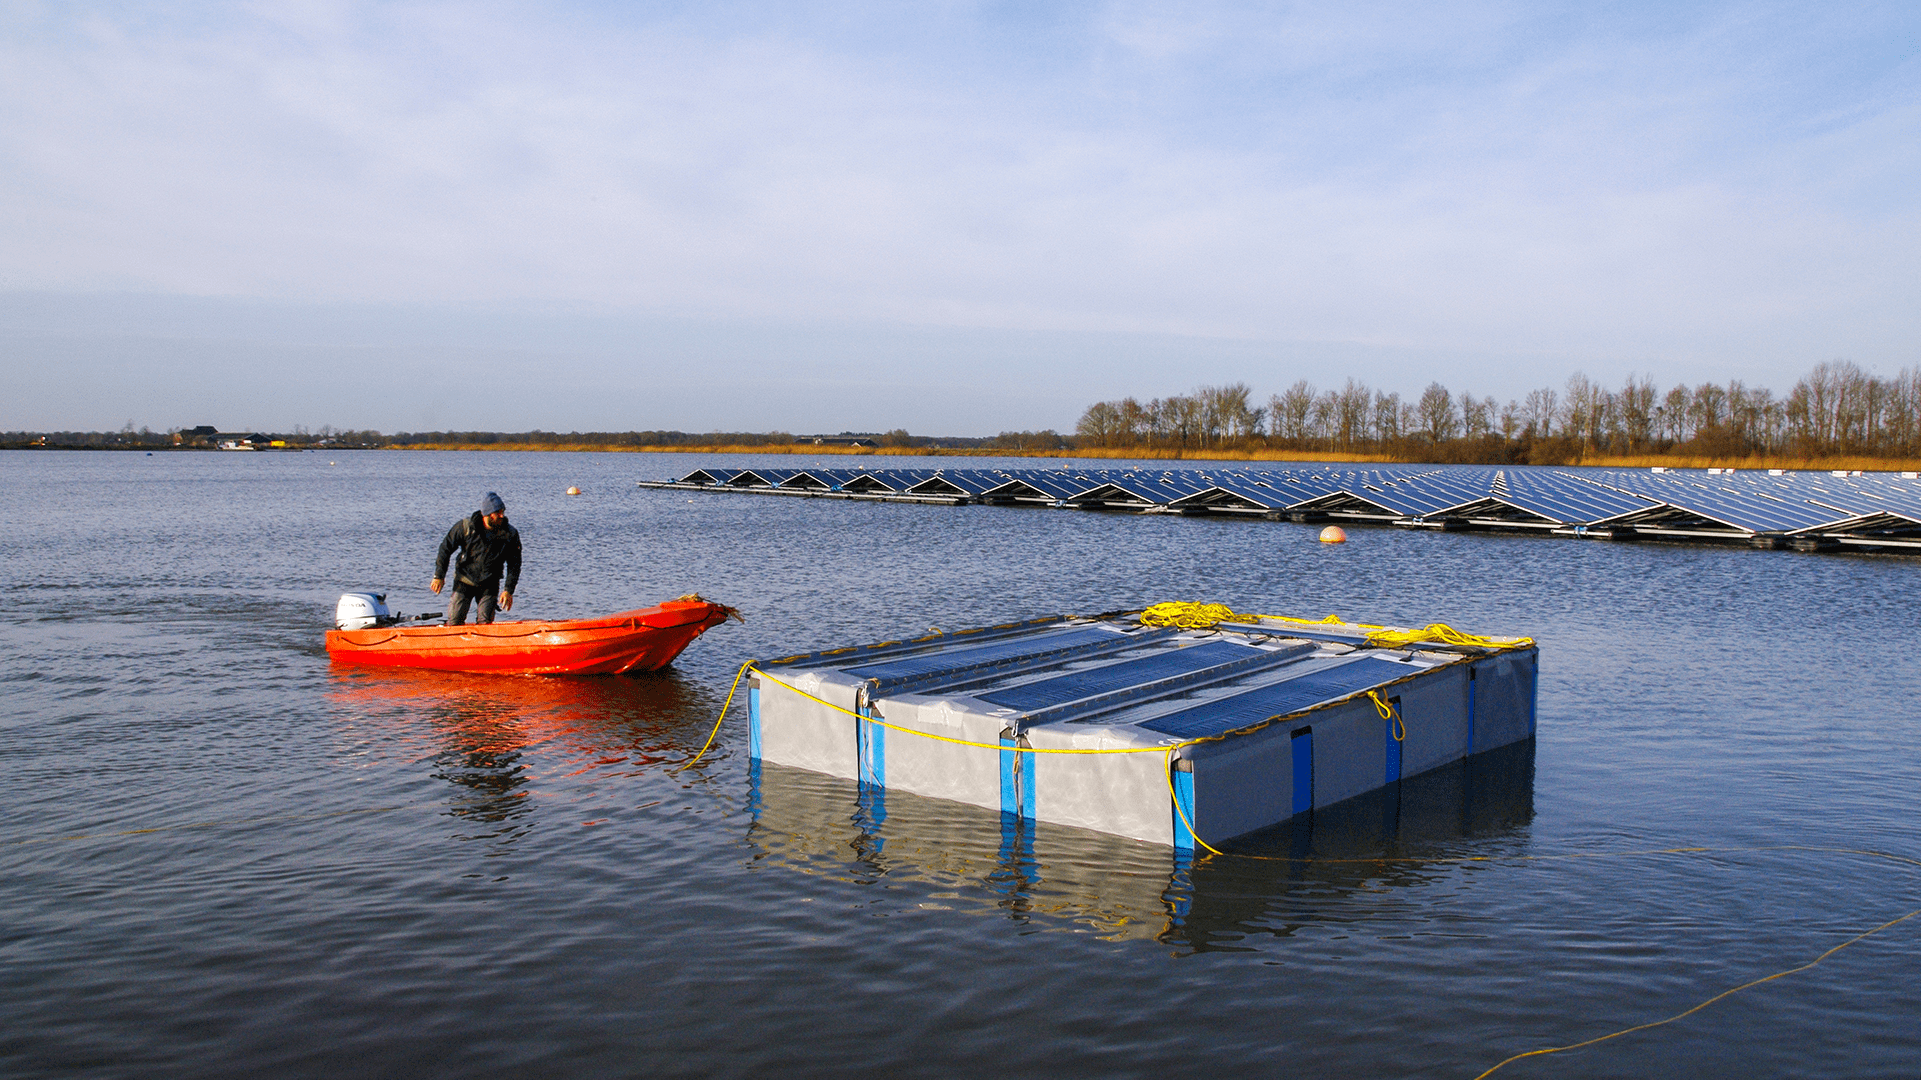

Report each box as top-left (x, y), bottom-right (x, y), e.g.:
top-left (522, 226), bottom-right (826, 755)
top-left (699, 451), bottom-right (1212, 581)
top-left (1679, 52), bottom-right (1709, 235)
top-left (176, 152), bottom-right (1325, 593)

top-left (325, 600), bottom-right (731, 675)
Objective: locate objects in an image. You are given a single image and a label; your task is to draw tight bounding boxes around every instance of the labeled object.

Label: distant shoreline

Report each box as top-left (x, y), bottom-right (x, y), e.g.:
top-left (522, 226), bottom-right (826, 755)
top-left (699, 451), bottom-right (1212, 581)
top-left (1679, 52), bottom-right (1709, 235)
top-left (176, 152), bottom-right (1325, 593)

top-left (10, 442), bottom-right (1916, 472)
top-left (385, 442), bottom-right (1921, 472)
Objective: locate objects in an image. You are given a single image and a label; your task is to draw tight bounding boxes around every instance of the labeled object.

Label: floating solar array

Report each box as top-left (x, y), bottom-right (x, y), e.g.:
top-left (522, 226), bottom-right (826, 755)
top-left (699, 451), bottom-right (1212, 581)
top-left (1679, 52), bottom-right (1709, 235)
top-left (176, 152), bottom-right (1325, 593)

top-left (637, 464), bottom-right (1921, 552)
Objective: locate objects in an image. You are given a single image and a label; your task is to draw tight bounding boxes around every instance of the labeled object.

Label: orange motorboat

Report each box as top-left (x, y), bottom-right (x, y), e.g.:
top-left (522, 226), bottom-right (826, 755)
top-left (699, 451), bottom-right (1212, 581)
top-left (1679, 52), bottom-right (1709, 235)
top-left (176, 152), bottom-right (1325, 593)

top-left (326, 596), bottom-right (737, 675)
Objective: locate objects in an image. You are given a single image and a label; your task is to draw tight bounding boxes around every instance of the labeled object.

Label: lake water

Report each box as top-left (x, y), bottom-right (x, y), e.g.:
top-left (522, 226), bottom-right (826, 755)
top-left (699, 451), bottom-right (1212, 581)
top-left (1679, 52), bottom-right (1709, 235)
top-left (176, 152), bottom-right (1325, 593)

top-left (3, 449), bottom-right (1917, 1079)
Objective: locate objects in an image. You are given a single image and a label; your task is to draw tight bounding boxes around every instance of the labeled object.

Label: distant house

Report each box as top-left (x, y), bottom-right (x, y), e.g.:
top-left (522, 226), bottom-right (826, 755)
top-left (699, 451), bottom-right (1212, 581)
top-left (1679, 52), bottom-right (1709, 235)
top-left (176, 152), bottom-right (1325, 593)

top-left (208, 431), bottom-right (268, 450)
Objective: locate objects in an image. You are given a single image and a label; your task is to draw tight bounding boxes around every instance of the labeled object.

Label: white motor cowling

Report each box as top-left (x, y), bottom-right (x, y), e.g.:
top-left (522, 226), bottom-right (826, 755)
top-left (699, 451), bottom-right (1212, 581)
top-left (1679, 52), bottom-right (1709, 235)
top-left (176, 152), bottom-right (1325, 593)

top-left (335, 592), bottom-right (394, 630)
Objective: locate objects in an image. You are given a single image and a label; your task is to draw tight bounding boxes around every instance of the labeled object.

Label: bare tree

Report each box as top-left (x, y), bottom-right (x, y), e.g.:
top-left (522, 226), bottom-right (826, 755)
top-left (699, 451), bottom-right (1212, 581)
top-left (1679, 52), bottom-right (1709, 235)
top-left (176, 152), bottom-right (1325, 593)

top-left (1561, 373), bottom-right (1592, 449)
top-left (1065, 360), bottom-right (1921, 458)
top-left (1619, 375), bottom-right (1657, 450)
top-left (1310, 391), bottom-right (1339, 444)
top-left (1373, 391), bottom-right (1403, 442)
top-left (1416, 382), bottom-right (1458, 442)
top-left (1172, 395), bottom-right (1213, 448)
top-left (1523, 388), bottom-right (1558, 438)
top-left (1461, 394), bottom-right (1493, 438)
top-left (1563, 372), bottom-right (1614, 452)
top-left (1271, 381), bottom-right (1316, 442)
top-left (1193, 386), bottom-right (1225, 447)
top-left (1690, 382), bottom-right (1729, 433)
top-left (1499, 400), bottom-right (1522, 440)
top-left (1142, 398), bottom-right (1171, 443)
top-left (1116, 397), bottom-right (1147, 446)
top-left (1075, 402), bottom-right (1122, 447)
top-left (1659, 385), bottom-right (1692, 443)
top-left (1207, 382), bottom-right (1258, 441)
top-left (1336, 379), bottom-right (1371, 448)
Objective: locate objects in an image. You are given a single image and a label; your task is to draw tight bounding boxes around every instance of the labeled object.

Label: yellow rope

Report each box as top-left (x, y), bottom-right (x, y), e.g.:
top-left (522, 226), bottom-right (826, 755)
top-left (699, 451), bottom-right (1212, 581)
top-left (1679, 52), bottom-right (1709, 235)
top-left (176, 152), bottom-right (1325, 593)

top-left (1139, 602), bottom-right (1257, 628)
top-left (1163, 749), bottom-right (1227, 857)
top-left (1472, 905), bottom-right (1921, 1079)
top-left (1267, 612), bottom-right (1360, 628)
top-left (1138, 601), bottom-right (1533, 650)
top-left (1365, 622), bottom-right (1535, 651)
top-left (1367, 690), bottom-right (1405, 741)
top-left (1150, 823), bottom-right (1921, 1077)
top-left (677, 659), bottom-right (754, 773)
top-left (1144, 826), bottom-right (1921, 1075)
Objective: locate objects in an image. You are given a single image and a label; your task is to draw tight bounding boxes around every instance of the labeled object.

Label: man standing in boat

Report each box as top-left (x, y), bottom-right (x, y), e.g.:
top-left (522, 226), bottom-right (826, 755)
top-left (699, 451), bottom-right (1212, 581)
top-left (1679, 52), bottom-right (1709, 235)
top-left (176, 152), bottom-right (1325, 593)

top-left (430, 492), bottom-right (522, 625)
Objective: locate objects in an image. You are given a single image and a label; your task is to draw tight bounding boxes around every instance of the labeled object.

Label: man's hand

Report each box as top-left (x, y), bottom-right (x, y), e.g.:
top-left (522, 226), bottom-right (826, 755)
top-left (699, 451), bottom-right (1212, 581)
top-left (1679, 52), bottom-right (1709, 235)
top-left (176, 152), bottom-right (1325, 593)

top-left (500, 591), bottom-right (513, 612)
top-left (430, 578), bottom-right (443, 594)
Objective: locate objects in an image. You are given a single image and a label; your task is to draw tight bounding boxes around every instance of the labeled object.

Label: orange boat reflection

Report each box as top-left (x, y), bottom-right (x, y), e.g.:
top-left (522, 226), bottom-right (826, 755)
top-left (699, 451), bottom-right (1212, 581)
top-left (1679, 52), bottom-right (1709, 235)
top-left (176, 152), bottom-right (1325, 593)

top-left (327, 663), bottom-right (721, 760)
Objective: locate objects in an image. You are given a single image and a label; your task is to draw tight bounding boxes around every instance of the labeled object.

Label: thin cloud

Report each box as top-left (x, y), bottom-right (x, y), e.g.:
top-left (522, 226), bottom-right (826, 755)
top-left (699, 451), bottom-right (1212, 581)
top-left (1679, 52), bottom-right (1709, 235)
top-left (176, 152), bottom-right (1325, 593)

top-left (0, 0), bottom-right (1915, 431)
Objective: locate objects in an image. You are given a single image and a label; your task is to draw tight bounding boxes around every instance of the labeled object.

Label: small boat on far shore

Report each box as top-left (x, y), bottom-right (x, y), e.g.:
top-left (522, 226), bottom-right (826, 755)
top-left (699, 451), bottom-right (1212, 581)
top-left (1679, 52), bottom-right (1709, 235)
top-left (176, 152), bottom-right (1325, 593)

top-left (326, 597), bottom-right (737, 675)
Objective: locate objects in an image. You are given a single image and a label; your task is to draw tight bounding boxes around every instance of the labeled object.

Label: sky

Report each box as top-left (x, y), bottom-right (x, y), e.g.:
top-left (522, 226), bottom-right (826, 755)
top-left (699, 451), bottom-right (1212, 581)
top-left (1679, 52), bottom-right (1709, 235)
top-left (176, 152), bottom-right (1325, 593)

top-left (1, 0), bottom-right (1917, 435)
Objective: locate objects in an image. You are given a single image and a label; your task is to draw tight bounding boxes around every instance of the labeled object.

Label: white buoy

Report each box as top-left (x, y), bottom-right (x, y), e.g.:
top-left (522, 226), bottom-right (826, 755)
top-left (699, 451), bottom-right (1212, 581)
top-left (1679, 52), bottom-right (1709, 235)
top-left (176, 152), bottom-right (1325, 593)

top-left (566, 486), bottom-right (582, 496)
top-left (1319, 525), bottom-right (1347, 544)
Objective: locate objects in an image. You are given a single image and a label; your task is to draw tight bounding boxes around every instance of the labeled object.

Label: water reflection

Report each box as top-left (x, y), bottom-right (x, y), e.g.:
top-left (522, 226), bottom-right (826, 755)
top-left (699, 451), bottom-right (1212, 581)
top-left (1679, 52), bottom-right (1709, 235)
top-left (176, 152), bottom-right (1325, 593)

top-left (1168, 740), bottom-right (1536, 951)
top-left (325, 666), bottom-right (720, 844)
top-left (745, 741), bottom-right (1535, 947)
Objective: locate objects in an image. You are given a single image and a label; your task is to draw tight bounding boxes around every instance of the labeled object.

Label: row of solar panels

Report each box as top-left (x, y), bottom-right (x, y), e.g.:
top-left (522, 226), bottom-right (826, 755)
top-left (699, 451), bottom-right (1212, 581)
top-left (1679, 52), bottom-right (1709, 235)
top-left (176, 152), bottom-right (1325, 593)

top-left (637, 464), bottom-right (1921, 550)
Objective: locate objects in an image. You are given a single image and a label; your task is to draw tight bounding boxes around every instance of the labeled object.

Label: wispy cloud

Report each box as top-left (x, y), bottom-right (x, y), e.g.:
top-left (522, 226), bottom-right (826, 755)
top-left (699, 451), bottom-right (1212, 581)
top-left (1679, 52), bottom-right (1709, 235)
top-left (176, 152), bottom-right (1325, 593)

top-left (0, 0), bottom-right (1915, 431)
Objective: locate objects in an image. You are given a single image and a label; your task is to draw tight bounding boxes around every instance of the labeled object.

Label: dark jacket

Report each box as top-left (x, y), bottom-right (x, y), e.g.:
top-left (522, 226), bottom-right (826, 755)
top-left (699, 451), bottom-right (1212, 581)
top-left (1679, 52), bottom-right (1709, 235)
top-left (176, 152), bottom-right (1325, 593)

top-left (435, 512), bottom-right (522, 594)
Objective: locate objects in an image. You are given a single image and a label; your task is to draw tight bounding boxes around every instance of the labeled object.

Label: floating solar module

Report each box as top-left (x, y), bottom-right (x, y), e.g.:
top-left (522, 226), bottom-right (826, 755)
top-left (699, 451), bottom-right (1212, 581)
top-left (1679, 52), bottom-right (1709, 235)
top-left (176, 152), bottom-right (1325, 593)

top-left (748, 610), bottom-right (1538, 848)
top-left (638, 464), bottom-right (1921, 553)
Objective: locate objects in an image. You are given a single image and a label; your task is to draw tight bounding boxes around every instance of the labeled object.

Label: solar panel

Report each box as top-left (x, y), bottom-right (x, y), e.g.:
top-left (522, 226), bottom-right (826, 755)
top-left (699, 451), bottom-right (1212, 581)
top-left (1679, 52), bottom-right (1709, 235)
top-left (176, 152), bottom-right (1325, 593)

top-left (1139, 656), bottom-right (1416, 738)
top-left (977, 640), bottom-right (1265, 711)
top-left (846, 626), bottom-right (1154, 693)
top-left (657, 463), bottom-right (1921, 548)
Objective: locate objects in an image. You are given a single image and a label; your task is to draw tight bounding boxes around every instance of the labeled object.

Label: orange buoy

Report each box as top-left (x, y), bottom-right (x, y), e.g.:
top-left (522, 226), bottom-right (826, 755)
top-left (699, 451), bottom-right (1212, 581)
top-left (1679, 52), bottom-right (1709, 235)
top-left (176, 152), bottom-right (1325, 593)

top-left (566, 486), bottom-right (582, 496)
top-left (1319, 525), bottom-right (1347, 544)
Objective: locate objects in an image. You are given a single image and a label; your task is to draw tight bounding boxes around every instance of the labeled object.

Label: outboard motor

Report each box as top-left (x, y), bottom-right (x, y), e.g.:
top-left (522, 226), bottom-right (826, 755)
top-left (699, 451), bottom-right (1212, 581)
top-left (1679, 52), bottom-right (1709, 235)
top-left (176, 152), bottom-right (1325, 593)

top-left (335, 592), bottom-right (396, 630)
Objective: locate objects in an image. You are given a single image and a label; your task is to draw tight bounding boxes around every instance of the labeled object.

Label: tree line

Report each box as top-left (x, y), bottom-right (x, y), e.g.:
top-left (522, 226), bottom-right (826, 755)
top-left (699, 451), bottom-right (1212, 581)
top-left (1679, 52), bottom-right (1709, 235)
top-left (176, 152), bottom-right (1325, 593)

top-left (0, 425), bottom-right (1074, 452)
top-left (1074, 361), bottom-right (1921, 462)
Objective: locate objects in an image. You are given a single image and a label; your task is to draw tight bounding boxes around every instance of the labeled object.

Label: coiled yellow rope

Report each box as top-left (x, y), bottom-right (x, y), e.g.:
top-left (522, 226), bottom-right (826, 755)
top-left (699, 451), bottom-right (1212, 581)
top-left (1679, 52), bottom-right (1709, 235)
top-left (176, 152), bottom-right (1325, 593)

top-left (1141, 601), bottom-right (1534, 650)
top-left (1138, 602), bottom-right (1260, 628)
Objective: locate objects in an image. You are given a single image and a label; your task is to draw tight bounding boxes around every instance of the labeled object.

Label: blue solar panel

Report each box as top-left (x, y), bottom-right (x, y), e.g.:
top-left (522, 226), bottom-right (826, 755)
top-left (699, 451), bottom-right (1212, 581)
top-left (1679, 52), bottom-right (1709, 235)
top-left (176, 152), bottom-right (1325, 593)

top-left (1169, 477), bottom-right (1293, 510)
top-left (907, 472), bottom-right (1001, 495)
top-left (846, 626), bottom-right (1151, 693)
top-left (661, 463), bottom-right (1921, 544)
top-left (984, 472), bottom-right (1083, 499)
top-left (1069, 476), bottom-right (1170, 505)
top-left (1139, 656), bottom-right (1415, 738)
top-left (977, 640), bottom-right (1259, 711)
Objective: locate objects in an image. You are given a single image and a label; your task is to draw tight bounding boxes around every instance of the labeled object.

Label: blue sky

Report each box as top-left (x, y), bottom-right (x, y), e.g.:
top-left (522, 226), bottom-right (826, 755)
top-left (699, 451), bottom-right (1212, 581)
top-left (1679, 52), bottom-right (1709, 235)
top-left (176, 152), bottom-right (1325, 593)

top-left (1, 1), bottom-right (1916, 434)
